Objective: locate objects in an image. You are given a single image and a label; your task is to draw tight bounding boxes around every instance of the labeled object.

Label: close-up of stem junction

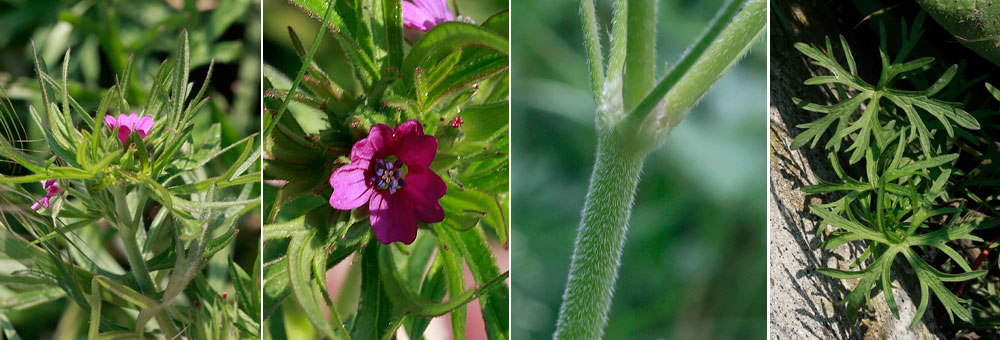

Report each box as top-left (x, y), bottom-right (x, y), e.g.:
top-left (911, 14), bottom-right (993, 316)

top-left (554, 0), bottom-right (765, 339)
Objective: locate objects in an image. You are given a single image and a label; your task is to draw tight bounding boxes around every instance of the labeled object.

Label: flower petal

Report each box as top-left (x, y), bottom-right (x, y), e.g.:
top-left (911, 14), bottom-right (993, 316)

top-left (393, 120), bottom-right (437, 169)
top-left (135, 115), bottom-right (154, 138)
top-left (369, 192), bottom-right (418, 244)
top-left (34, 197), bottom-right (50, 210)
top-left (104, 115), bottom-right (118, 130)
top-left (117, 126), bottom-right (132, 146)
top-left (403, 169), bottom-right (446, 222)
top-left (328, 162), bottom-right (374, 210)
top-left (396, 135), bottom-right (437, 170)
top-left (350, 136), bottom-right (376, 162)
top-left (402, 1), bottom-right (433, 31)
top-left (114, 114), bottom-right (133, 145)
top-left (367, 124), bottom-right (396, 157)
top-left (414, 0), bottom-right (452, 22)
top-left (394, 120), bottom-right (425, 138)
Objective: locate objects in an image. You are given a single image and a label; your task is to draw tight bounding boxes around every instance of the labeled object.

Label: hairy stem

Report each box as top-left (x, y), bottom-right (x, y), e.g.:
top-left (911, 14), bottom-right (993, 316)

top-left (554, 133), bottom-right (644, 340)
top-left (122, 226), bottom-right (179, 337)
top-left (623, 0), bottom-right (656, 112)
top-left (121, 229), bottom-right (155, 294)
top-left (111, 186), bottom-right (177, 337)
top-left (556, 1), bottom-right (765, 338)
top-left (606, 0), bottom-right (628, 83)
top-left (579, 0), bottom-right (605, 106)
top-left (624, 0), bottom-right (765, 135)
top-left (111, 186), bottom-right (155, 295)
top-left (654, 0), bottom-right (764, 126)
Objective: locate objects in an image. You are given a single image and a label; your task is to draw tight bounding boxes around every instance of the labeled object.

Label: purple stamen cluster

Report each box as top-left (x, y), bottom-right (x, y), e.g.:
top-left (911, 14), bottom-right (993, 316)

top-left (371, 158), bottom-right (406, 194)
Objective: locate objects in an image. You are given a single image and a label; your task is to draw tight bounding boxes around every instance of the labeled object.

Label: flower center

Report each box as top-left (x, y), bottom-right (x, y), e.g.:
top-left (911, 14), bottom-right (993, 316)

top-left (370, 157), bottom-right (406, 194)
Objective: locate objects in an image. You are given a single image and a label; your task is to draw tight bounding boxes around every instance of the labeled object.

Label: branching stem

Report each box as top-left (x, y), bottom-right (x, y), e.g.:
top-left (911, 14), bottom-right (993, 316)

top-left (624, 0), bottom-right (764, 136)
top-left (555, 1), bottom-right (765, 339)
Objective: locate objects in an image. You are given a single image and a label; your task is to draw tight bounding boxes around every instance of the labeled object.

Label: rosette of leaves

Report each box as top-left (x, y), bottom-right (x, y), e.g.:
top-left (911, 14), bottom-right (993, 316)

top-left (794, 28), bottom-right (992, 327)
top-left (790, 31), bottom-right (979, 164)
top-left (261, 0), bottom-right (508, 339)
top-left (0, 31), bottom-right (261, 338)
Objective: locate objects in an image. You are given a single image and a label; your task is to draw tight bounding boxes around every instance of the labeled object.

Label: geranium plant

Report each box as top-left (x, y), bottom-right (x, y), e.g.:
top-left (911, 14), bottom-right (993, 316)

top-left (0, 30), bottom-right (261, 339)
top-left (788, 10), bottom-right (1000, 335)
top-left (261, 0), bottom-right (509, 339)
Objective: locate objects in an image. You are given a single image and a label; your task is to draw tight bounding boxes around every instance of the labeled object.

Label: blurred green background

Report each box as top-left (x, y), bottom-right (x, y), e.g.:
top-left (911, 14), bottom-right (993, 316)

top-left (511, 1), bottom-right (766, 339)
top-left (0, 0), bottom-right (261, 338)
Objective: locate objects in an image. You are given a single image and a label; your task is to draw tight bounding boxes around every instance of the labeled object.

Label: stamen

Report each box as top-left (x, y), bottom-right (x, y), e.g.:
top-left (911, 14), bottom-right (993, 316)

top-left (372, 157), bottom-right (407, 194)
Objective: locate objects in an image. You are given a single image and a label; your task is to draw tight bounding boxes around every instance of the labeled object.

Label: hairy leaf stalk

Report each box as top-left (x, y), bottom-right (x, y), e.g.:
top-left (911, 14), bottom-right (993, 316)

top-left (554, 133), bottom-right (644, 340)
top-left (646, 0), bottom-right (764, 133)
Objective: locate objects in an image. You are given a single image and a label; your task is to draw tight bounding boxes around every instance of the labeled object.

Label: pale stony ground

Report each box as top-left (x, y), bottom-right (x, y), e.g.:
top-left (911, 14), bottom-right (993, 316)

top-left (768, 2), bottom-right (943, 338)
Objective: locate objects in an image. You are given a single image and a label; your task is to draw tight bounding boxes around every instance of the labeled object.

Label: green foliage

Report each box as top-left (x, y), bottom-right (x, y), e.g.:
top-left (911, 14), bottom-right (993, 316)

top-left (791, 33), bottom-right (978, 163)
top-left (261, 0), bottom-right (509, 338)
top-left (794, 19), bottom-right (1000, 328)
top-left (0, 0), bottom-right (260, 135)
top-left (0, 30), bottom-right (261, 339)
top-left (805, 135), bottom-right (984, 325)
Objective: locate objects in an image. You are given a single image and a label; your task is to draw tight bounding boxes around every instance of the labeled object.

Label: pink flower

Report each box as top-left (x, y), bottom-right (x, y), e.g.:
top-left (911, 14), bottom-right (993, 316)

top-left (31, 179), bottom-right (61, 210)
top-left (105, 113), bottom-right (155, 146)
top-left (402, 0), bottom-right (453, 32)
top-left (329, 120), bottom-right (447, 244)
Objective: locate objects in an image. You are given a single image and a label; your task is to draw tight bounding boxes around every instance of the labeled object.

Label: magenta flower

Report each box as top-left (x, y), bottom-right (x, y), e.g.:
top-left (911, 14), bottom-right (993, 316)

top-left (402, 0), bottom-right (453, 32)
top-left (31, 179), bottom-right (61, 210)
top-left (329, 120), bottom-right (447, 244)
top-left (105, 113), bottom-right (154, 146)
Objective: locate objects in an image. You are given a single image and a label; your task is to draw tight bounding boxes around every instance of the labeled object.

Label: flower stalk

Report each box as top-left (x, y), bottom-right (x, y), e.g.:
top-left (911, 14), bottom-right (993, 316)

top-left (554, 0), bottom-right (765, 339)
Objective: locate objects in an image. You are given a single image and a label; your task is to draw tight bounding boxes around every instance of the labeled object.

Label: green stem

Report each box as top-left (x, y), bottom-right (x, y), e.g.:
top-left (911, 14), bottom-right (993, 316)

top-left (111, 186), bottom-right (177, 337)
top-left (606, 0), bottom-right (628, 83)
top-left (579, 0), bottom-right (605, 106)
top-left (623, 0), bottom-right (764, 134)
top-left (111, 186), bottom-right (155, 295)
top-left (122, 225), bottom-right (179, 337)
top-left (152, 312), bottom-right (180, 338)
top-left (623, 0), bottom-right (656, 112)
top-left (554, 133), bottom-right (645, 340)
top-left (120, 228), bottom-right (155, 296)
top-left (380, 316), bottom-right (407, 340)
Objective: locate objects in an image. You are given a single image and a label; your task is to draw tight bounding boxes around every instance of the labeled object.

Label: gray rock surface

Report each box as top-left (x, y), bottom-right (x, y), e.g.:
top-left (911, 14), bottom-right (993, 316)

top-left (768, 2), bottom-right (943, 339)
